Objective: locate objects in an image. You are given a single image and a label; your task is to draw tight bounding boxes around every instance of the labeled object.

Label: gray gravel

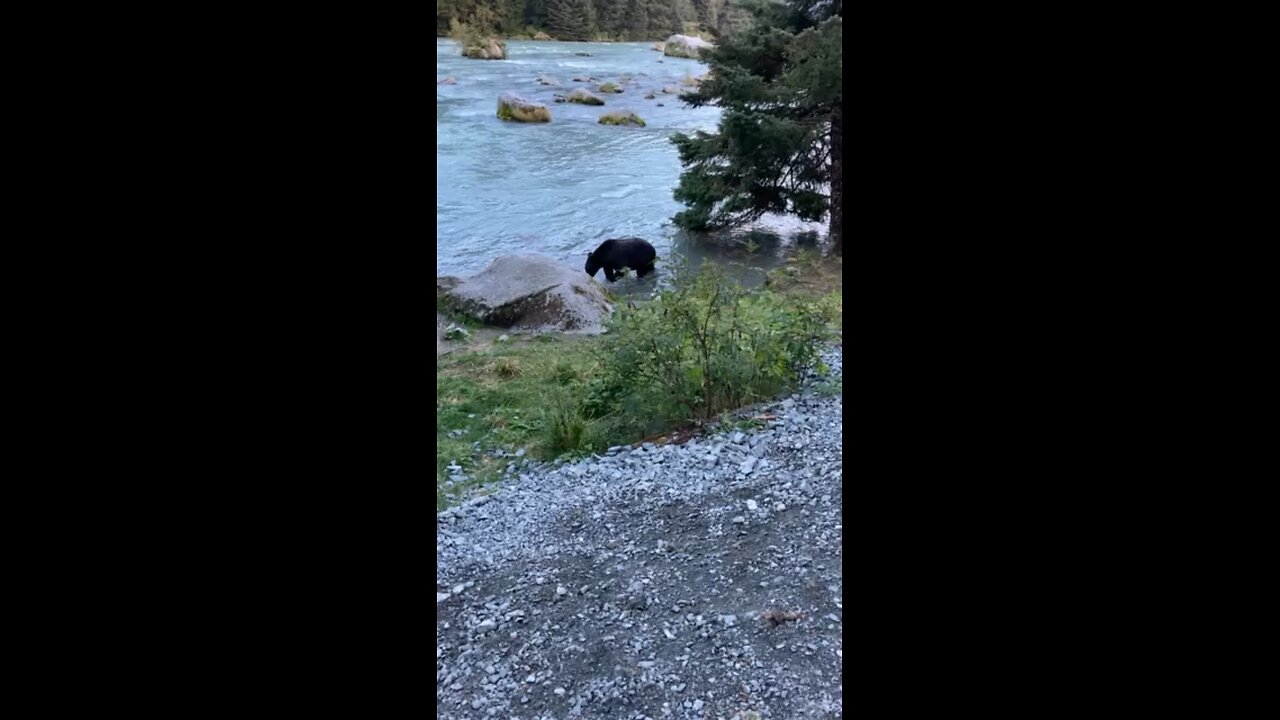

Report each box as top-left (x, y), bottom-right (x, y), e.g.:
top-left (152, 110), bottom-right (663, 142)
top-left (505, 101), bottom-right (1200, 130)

top-left (437, 347), bottom-right (843, 719)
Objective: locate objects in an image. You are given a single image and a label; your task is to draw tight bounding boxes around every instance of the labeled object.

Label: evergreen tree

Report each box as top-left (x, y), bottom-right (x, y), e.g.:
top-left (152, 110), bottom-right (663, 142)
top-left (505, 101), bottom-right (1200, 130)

top-left (671, 0), bottom-right (842, 254)
top-left (547, 0), bottom-right (595, 40)
top-left (525, 0), bottom-right (550, 28)
top-left (646, 0), bottom-right (679, 37)
top-left (625, 0), bottom-right (651, 40)
top-left (594, 0), bottom-right (626, 37)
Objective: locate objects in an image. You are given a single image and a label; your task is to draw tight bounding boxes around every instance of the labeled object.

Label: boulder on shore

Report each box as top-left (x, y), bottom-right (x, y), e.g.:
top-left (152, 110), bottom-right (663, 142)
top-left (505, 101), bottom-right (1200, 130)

top-left (533, 31), bottom-right (553, 40)
top-left (438, 254), bottom-right (614, 334)
top-left (599, 110), bottom-right (646, 127)
top-left (464, 37), bottom-right (507, 59)
top-left (663, 34), bottom-right (713, 59)
top-left (497, 93), bottom-right (551, 122)
top-left (567, 88), bottom-right (605, 105)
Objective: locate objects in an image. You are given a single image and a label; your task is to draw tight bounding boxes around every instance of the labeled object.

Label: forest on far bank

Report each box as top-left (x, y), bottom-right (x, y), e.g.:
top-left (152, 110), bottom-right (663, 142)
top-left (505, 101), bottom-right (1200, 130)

top-left (436, 0), bottom-right (753, 42)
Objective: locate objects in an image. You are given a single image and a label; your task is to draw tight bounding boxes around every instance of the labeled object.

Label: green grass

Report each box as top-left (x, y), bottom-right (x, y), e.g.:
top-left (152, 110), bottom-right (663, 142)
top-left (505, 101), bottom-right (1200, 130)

top-left (766, 251), bottom-right (843, 333)
top-left (436, 338), bottom-right (612, 510)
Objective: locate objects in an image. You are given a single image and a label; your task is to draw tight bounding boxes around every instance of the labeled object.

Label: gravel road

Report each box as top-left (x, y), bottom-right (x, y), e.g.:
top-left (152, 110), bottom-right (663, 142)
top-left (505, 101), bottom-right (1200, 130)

top-left (437, 347), bottom-right (843, 720)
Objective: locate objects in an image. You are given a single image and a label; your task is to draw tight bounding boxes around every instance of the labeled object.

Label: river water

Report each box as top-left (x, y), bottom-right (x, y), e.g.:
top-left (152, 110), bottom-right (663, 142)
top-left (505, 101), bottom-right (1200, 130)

top-left (436, 39), bottom-right (824, 295)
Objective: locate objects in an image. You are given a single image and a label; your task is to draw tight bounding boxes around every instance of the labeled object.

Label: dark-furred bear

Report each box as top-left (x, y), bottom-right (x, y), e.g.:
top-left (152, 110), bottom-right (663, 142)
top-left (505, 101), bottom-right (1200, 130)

top-left (584, 237), bottom-right (657, 282)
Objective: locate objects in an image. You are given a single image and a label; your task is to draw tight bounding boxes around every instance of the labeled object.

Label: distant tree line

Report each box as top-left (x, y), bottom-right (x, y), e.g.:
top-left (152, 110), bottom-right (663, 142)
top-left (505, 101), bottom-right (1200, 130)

top-left (436, 0), bottom-right (752, 41)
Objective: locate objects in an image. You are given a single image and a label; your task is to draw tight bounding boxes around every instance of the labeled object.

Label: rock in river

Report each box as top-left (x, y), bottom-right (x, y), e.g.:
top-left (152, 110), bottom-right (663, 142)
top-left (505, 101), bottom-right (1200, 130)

top-left (663, 34), bottom-right (713, 59)
top-left (463, 37), bottom-right (507, 60)
top-left (567, 88), bottom-right (605, 105)
top-left (598, 111), bottom-right (646, 127)
top-left (497, 93), bottom-right (551, 123)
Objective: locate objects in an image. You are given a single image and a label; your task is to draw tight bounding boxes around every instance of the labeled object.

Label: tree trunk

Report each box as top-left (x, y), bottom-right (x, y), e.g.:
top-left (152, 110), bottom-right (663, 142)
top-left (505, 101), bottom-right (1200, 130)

top-left (828, 98), bottom-right (842, 256)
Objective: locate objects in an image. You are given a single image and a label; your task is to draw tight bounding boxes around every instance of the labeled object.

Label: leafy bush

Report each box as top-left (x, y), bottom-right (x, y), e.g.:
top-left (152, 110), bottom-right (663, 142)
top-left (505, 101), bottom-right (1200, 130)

top-left (553, 361), bottom-right (580, 385)
top-left (450, 18), bottom-right (484, 52)
top-left (584, 265), bottom-right (832, 436)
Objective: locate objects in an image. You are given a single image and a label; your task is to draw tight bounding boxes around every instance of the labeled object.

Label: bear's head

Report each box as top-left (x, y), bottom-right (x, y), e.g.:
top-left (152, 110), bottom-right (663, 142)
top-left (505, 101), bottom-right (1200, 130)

top-left (584, 251), bottom-right (601, 278)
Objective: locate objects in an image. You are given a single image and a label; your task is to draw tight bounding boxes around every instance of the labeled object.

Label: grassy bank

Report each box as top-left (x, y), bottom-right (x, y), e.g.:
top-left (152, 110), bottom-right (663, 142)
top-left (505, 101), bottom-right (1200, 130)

top-left (437, 335), bottom-right (607, 509)
top-left (437, 259), bottom-right (842, 510)
top-left (765, 251), bottom-right (843, 327)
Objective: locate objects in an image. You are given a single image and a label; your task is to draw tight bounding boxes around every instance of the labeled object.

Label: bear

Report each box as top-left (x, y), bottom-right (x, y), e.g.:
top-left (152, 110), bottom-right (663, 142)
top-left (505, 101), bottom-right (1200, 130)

top-left (585, 237), bottom-right (657, 283)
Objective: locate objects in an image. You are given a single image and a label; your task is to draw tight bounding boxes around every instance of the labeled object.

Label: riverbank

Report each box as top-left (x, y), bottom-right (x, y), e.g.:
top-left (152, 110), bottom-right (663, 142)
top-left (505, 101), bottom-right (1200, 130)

top-left (436, 252), bottom-right (841, 510)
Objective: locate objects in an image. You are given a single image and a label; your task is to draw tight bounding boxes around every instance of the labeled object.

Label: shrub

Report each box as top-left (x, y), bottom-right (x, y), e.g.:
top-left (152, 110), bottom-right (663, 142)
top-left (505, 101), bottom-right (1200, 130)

top-left (544, 393), bottom-right (591, 455)
top-left (450, 18), bottom-right (483, 53)
top-left (495, 357), bottom-right (521, 378)
top-left (584, 264), bottom-right (832, 435)
top-left (553, 361), bottom-right (580, 385)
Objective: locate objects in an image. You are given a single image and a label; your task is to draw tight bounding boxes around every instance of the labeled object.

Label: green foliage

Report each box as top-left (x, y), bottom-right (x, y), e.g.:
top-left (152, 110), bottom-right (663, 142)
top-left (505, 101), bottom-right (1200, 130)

top-left (548, 0), bottom-right (595, 41)
top-left (583, 264), bottom-right (832, 436)
top-left (670, 0), bottom-right (842, 242)
top-left (553, 360), bottom-right (581, 384)
top-left (450, 18), bottom-right (485, 53)
top-left (544, 393), bottom-right (593, 455)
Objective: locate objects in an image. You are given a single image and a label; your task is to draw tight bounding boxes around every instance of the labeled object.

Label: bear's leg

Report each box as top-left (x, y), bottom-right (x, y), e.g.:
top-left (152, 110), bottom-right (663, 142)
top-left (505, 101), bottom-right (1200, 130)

top-left (636, 261), bottom-right (656, 278)
top-left (604, 267), bottom-right (618, 282)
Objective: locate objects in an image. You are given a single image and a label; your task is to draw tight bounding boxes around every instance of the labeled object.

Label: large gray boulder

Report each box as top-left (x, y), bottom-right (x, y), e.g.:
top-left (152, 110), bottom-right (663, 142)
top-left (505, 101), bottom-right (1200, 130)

top-left (663, 34), bottom-right (713, 59)
top-left (438, 254), bottom-right (614, 333)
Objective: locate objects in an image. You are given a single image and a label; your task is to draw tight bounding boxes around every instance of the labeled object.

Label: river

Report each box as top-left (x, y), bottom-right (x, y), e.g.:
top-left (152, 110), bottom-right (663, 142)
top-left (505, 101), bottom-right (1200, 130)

top-left (436, 39), bottom-right (824, 294)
